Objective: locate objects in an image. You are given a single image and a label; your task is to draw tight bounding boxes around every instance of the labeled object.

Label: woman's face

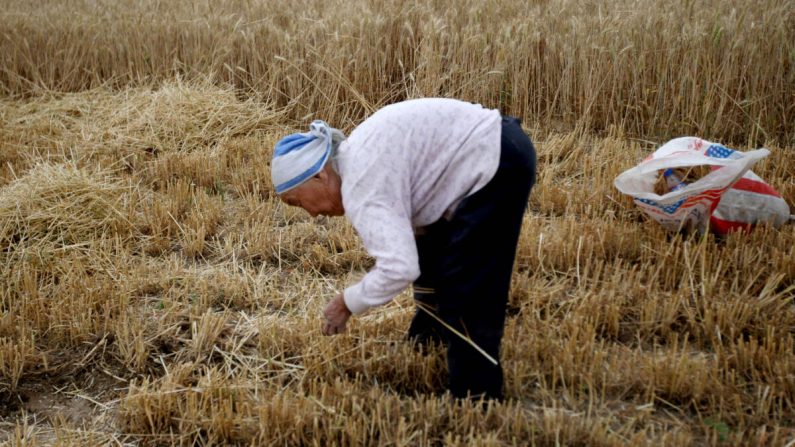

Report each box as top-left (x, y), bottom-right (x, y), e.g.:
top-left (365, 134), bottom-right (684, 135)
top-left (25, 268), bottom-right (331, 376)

top-left (279, 165), bottom-right (344, 217)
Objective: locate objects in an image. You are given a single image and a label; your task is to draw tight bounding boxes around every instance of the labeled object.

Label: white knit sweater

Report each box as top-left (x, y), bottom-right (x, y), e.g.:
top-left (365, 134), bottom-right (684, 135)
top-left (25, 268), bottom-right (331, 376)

top-left (336, 98), bottom-right (502, 314)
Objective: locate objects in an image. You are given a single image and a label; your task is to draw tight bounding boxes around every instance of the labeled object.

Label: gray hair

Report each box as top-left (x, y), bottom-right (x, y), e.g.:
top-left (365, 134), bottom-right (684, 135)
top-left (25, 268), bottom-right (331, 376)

top-left (328, 127), bottom-right (346, 172)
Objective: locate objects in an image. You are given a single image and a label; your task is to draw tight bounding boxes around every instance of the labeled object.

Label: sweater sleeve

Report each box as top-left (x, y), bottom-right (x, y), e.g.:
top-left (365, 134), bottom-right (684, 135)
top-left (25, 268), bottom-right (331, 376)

top-left (343, 200), bottom-right (420, 314)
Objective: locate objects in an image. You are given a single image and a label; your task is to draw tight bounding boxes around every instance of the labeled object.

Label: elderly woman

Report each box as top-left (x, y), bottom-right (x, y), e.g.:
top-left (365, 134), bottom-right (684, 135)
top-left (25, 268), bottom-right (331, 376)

top-left (271, 98), bottom-right (536, 400)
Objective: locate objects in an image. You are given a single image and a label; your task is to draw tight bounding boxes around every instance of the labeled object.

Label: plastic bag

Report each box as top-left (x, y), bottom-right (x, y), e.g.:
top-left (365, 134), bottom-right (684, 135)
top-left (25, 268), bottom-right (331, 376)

top-left (614, 137), bottom-right (790, 234)
top-left (710, 169), bottom-right (791, 234)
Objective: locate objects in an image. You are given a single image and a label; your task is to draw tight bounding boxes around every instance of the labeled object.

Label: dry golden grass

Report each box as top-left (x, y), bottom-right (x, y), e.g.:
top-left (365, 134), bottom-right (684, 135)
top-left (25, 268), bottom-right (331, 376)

top-left (0, 0), bottom-right (794, 446)
top-left (1, 0), bottom-right (794, 144)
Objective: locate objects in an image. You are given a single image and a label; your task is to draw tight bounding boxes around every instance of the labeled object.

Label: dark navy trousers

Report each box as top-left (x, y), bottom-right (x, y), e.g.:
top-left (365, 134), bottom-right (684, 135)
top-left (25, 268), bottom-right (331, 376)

top-left (407, 116), bottom-right (536, 400)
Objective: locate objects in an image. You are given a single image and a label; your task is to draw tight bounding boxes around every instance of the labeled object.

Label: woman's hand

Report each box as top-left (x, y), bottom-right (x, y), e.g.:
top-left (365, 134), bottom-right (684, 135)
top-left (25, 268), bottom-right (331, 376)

top-left (322, 293), bottom-right (351, 336)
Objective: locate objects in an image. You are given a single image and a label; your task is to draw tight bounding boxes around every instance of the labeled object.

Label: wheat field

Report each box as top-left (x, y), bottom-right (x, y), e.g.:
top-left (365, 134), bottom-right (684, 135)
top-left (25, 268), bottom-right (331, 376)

top-left (0, 0), bottom-right (794, 445)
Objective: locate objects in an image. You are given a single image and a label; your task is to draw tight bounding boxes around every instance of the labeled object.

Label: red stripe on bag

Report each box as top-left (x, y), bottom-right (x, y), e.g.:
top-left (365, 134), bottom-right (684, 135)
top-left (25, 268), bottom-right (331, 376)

top-left (730, 177), bottom-right (781, 197)
top-left (710, 216), bottom-right (753, 235)
top-left (709, 166), bottom-right (781, 197)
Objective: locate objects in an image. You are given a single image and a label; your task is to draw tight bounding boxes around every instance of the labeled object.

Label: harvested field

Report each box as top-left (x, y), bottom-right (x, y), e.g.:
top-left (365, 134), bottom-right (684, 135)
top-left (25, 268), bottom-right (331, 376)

top-left (0, 0), bottom-right (794, 445)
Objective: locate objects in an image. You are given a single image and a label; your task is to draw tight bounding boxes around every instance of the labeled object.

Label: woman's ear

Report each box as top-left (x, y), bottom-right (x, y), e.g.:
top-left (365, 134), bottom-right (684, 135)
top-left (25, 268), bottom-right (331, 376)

top-left (314, 166), bottom-right (331, 182)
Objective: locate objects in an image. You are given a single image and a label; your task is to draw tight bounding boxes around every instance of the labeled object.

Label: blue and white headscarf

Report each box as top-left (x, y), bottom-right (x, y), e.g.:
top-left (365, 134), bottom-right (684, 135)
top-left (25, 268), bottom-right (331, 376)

top-left (271, 120), bottom-right (345, 194)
